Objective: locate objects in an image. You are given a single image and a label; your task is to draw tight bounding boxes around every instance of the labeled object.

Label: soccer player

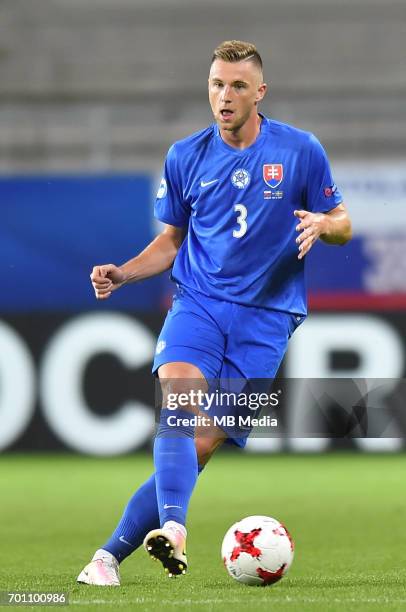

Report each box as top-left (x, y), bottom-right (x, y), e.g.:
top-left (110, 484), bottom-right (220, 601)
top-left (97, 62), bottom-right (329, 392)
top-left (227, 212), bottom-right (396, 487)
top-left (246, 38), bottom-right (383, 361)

top-left (77, 40), bottom-right (351, 586)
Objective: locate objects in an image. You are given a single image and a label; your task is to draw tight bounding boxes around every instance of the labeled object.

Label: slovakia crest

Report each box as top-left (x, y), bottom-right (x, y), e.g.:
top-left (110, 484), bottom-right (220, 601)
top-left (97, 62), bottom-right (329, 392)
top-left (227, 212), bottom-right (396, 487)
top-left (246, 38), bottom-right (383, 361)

top-left (263, 164), bottom-right (283, 189)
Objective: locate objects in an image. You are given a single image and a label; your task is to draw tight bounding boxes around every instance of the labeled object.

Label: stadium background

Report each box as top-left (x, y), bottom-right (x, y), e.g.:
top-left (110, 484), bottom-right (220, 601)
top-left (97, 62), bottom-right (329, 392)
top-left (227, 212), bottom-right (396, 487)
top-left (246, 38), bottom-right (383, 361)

top-left (1, 0), bottom-right (405, 455)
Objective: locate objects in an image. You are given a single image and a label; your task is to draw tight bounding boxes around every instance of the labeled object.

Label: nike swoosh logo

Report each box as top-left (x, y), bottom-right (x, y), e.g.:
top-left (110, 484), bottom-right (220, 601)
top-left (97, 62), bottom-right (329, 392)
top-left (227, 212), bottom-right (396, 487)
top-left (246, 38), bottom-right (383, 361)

top-left (200, 179), bottom-right (219, 188)
top-left (163, 504), bottom-right (182, 509)
top-left (119, 535), bottom-right (133, 546)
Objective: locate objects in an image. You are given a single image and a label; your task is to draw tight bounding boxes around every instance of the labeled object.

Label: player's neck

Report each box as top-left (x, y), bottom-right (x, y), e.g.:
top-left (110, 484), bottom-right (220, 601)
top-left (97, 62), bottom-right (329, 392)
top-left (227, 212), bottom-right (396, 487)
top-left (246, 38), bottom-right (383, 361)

top-left (220, 113), bottom-right (262, 150)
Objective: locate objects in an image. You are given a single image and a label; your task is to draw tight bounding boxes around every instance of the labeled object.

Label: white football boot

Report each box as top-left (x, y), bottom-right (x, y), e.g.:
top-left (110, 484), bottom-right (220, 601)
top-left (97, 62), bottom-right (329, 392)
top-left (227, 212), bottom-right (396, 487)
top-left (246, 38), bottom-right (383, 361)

top-left (77, 549), bottom-right (120, 586)
top-left (143, 521), bottom-right (187, 577)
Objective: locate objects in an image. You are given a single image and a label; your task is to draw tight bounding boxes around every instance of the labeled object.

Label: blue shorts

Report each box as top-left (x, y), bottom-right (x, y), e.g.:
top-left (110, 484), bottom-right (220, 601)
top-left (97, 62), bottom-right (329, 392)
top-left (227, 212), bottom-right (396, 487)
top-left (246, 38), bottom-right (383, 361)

top-left (153, 285), bottom-right (304, 447)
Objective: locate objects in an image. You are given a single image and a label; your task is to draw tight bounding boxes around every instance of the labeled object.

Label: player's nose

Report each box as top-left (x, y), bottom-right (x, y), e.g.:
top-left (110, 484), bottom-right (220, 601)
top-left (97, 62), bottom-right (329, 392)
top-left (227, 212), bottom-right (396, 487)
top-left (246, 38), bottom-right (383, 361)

top-left (220, 85), bottom-right (232, 102)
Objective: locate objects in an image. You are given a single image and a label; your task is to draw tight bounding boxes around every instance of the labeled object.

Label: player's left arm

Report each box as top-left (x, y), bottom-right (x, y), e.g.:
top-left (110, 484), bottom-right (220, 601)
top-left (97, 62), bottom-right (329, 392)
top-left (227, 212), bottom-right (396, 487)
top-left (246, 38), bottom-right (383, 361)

top-left (294, 203), bottom-right (352, 260)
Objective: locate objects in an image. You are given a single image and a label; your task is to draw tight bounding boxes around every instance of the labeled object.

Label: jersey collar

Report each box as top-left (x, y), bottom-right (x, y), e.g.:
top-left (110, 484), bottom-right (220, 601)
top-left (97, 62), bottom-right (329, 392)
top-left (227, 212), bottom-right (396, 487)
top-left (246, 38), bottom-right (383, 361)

top-left (214, 113), bottom-right (268, 155)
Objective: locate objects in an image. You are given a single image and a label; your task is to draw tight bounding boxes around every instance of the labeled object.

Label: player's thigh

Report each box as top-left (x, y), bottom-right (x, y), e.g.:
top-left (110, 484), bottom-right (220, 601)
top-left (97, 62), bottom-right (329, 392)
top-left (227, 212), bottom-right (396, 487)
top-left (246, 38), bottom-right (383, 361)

top-left (153, 287), bottom-right (225, 381)
top-left (208, 309), bottom-right (304, 448)
top-left (158, 361), bottom-right (205, 379)
top-left (226, 308), bottom-right (304, 378)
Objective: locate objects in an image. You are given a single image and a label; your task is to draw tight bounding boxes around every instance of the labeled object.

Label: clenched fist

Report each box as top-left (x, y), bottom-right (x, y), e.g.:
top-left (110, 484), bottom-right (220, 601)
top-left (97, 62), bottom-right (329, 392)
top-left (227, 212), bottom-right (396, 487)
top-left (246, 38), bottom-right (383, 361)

top-left (90, 264), bottom-right (126, 300)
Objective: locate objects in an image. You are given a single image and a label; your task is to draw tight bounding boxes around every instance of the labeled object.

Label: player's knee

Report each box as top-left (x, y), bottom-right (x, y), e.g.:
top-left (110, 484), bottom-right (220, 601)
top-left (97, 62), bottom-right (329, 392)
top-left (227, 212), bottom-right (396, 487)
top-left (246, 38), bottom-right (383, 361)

top-left (159, 362), bottom-right (207, 410)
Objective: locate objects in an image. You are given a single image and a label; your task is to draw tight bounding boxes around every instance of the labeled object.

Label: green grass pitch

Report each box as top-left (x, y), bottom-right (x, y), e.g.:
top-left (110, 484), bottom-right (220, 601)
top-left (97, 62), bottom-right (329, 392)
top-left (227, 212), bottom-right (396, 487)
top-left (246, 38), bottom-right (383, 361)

top-left (1, 452), bottom-right (406, 611)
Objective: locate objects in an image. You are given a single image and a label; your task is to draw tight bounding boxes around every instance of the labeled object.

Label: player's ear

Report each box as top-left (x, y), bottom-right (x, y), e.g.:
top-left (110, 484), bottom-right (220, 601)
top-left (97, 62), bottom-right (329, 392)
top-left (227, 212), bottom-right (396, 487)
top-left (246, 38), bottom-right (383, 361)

top-left (256, 82), bottom-right (267, 103)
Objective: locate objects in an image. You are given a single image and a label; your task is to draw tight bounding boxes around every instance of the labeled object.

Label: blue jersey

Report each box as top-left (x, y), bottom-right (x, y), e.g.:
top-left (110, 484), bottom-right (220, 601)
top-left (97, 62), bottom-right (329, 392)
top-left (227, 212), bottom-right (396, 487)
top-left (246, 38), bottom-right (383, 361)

top-left (154, 115), bottom-right (343, 315)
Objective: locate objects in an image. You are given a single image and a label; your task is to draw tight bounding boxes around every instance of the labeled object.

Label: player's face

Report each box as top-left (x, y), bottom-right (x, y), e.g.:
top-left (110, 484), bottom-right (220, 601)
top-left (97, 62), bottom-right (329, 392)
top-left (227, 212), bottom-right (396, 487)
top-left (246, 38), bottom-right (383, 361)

top-left (208, 59), bottom-right (267, 132)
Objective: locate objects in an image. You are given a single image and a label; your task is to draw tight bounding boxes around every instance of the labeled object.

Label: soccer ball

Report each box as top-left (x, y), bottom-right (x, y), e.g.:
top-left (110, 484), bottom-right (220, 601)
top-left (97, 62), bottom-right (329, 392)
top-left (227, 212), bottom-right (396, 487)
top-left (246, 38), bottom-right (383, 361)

top-left (221, 515), bottom-right (294, 586)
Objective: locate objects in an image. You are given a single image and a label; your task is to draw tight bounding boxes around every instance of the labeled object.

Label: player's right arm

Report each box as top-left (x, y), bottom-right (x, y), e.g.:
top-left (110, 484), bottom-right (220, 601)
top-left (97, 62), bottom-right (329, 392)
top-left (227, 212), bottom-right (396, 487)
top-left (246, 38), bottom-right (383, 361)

top-left (91, 143), bottom-right (190, 300)
top-left (90, 224), bottom-right (186, 300)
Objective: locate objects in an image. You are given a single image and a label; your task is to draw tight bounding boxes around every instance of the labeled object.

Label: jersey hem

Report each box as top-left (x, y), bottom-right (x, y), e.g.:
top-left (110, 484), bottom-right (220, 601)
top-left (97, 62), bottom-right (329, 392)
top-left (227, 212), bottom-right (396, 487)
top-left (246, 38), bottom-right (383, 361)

top-left (174, 279), bottom-right (307, 317)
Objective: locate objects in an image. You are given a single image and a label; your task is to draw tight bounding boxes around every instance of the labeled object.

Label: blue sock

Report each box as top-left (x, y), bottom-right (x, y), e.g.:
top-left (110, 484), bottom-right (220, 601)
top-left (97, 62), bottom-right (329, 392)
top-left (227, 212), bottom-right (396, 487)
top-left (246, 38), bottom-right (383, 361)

top-left (102, 474), bottom-right (159, 563)
top-left (154, 408), bottom-right (198, 527)
top-left (101, 463), bottom-right (205, 563)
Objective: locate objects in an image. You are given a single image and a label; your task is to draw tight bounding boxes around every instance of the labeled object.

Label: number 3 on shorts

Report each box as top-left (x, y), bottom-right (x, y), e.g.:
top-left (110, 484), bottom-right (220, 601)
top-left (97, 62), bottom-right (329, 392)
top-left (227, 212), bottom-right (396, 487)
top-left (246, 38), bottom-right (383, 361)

top-left (233, 204), bottom-right (248, 238)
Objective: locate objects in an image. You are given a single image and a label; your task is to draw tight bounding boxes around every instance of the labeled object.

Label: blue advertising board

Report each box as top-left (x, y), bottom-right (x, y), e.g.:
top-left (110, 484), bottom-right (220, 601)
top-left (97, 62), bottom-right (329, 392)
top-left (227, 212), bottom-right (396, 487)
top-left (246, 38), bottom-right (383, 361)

top-left (1, 175), bottom-right (166, 312)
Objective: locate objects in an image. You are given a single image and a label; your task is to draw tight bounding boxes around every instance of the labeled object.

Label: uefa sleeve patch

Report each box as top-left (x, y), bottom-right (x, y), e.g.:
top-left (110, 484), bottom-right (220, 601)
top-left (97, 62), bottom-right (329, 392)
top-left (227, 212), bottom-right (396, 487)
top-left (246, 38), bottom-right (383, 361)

top-left (324, 184), bottom-right (337, 198)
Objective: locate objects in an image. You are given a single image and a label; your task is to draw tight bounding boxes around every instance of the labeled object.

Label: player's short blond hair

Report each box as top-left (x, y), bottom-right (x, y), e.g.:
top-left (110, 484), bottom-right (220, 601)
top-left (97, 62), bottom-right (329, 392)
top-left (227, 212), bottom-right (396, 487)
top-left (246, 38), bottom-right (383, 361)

top-left (211, 40), bottom-right (263, 72)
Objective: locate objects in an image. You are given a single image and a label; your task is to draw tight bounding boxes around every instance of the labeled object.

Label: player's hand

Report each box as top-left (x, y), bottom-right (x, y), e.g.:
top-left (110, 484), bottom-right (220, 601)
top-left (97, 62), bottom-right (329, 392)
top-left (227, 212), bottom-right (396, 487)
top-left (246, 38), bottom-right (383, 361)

top-left (294, 210), bottom-right (327, 260)
top-left (90, 264), bottom-right (126, 300)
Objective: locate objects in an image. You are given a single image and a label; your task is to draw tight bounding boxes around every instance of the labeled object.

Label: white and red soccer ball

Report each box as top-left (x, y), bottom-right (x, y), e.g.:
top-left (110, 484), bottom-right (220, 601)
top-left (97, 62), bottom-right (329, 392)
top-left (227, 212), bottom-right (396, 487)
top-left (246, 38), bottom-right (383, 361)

top-left (221, 515), bottom-right (294, 586)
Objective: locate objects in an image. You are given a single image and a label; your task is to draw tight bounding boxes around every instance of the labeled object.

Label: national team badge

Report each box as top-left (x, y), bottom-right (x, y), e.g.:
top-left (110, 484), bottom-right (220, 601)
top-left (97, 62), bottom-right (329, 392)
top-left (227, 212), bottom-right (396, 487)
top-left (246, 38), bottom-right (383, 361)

top-left (231, 168), bottom-right (251, 189)
top-left (263, 164), bottom-right (283, 189)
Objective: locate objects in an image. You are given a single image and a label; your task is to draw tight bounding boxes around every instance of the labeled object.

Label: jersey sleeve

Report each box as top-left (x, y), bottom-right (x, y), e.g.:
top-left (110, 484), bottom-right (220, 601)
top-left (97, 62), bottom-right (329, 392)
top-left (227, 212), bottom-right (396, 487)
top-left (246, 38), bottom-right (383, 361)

top-left (154, 145), bottom-right (190, 227)
top-left (304, 134), bottom-right (343, 213)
